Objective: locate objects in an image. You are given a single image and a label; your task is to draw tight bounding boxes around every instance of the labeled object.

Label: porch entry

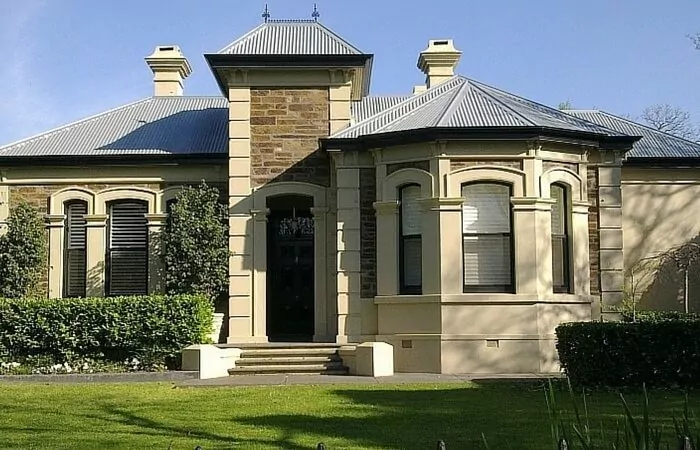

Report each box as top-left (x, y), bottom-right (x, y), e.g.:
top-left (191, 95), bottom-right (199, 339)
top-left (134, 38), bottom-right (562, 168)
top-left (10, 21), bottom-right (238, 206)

top-left (266, 195), bottom-right (315, 342)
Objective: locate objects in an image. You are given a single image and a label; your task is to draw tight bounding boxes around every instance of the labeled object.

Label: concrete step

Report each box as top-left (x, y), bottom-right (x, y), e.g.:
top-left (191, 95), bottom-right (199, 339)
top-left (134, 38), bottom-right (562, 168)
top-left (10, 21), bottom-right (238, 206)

top-left (239, 348), bottom-right (340, 358)
top-left (236, 356), bottom-right (340, 366)
top-left (228, 363), bottom-right (349, 375)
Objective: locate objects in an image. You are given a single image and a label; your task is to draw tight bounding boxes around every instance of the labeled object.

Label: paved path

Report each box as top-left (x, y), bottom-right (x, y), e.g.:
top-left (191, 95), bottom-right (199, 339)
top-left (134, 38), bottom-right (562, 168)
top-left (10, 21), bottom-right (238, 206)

top-left (177, 372), bottom-right (562, 387)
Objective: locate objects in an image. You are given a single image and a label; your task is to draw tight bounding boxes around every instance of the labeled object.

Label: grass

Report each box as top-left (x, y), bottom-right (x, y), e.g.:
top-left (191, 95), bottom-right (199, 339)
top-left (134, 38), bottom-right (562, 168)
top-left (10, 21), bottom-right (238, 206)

top-left (0, 381), bottom-right (696, 449)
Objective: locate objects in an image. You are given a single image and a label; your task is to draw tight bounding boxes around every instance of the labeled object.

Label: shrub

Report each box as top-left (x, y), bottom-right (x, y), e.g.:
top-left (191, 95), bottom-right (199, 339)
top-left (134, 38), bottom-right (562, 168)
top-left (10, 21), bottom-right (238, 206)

top-left (556, 321), bottom-right (700, 388)
top-left (622, 310), bottom-right (700, 323)
top-left (0, 202), bottom-right (48, 298)
top-left (162, 182), bottom-right (229, 303)
top-left (0, 294), bottom-right (212, 373)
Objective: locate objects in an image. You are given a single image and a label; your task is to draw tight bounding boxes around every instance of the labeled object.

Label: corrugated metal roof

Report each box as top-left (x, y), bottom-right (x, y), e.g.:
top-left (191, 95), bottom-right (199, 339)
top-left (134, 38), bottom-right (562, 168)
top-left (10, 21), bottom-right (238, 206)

top-left (0, 97), bottom-right (228, 158)
top-left (351, 96), bottom-right (410, 123)
top-left (566, 110), bottom-right (700, 159)
top-left (332, 76), bottom-right (624, 139)
top-left (219, 20), bottom-right (364, 55)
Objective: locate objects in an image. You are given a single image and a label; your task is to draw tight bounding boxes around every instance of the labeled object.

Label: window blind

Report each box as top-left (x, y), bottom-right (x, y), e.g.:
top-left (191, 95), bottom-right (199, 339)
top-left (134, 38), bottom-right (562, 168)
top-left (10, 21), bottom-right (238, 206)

top-left (462, 183), bottom-right (512, 290)
top-left (400, 185), bottom-right (422, 293)
top-left (64, 201), bottom-right (87, 298)
top-left (107, 201), bottom-right (148, 296)
top-left (551, 184), bottom-right (570, 292)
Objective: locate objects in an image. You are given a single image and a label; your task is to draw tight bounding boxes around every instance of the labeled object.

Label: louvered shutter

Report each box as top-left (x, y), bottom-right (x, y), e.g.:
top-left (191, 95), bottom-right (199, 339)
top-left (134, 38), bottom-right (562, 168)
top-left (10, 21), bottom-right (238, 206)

top-left (63, 201), bottom-right (87, 298)
top-left (462, 183), bottom-right (513, 290)
top-left (551, 185), bottom-right (569, 292)
top-left (107, 201), bottom-right (148, 296)
top-left (400, 185), bottom-right (422, 293)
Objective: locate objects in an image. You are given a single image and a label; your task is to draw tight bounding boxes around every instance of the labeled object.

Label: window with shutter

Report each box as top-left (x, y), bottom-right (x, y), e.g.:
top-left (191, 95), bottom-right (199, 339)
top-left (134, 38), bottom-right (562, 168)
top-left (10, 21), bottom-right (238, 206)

top-left (107, 201), bottom-right (148, 296)
top-left (63, 201), bottom-right (87, 298)
top-left (399, 184), bottom-right (422, 294)
top-left (551, 184), bottom-right (571, 293)
top-left (462, 183), bottom-right (514, 292)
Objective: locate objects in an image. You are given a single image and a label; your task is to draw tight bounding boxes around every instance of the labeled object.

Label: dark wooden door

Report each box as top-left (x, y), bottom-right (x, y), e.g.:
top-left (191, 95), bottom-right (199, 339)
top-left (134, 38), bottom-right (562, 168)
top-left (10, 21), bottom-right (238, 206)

top-left (267, 209), bottom-right (315, 341)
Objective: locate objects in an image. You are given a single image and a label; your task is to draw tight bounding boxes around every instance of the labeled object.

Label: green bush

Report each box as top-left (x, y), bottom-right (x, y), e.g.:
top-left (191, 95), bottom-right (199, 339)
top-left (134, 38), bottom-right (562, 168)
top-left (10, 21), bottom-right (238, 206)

top-left (0, 202), bottom-right (48, 298)
top-left (0, 294), bottom-right (212, 373)
top-left (622, 310), bottom-right (700, 323)
top-left (556, 321), bottom-right (700, 388)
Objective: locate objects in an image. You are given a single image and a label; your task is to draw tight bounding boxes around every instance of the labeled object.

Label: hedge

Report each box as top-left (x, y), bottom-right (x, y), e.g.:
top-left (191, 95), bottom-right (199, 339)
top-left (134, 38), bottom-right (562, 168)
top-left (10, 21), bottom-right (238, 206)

top-left (0, 295), bottom-right (212, 372)
top-left (622, 310), bottom-right (700, 323)
top-left (556, 321), bottom-right (700, 388)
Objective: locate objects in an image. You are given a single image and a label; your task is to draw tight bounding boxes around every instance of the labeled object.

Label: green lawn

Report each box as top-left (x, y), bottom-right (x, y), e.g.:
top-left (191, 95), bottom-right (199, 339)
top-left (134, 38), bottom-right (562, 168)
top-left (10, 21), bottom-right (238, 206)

top-left (0, 381), bottom-right (696, 449)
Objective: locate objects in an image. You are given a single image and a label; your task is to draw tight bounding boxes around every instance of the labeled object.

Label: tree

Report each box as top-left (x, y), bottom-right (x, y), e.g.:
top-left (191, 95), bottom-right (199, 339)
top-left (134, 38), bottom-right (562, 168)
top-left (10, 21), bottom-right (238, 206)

top-left (0, 202), bottom-right (48, 298)
top-left (162, 182), bottom-right (230, 304)
top-left (689, 33), bottom-right (700, 50)
top-left (640, 104), bottom-right (700, 141)
top-left (557, 100), bottom-right (573, 111)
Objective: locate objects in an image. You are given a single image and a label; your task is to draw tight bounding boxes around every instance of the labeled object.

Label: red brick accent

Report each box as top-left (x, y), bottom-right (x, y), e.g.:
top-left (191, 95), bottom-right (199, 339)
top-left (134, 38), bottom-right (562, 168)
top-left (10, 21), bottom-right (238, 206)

top-left (360, 168), bottom-right (377, 298)
top-left (587, 168), bottom-right (601, 295)
top-left (249, 88), bottom-right (331, 188)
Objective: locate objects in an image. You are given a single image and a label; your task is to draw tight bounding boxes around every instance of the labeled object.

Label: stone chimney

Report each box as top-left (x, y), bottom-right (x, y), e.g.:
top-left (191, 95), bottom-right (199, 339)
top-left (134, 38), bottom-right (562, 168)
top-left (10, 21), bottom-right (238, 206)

top-left (417, 39), bottom-right (462, 89)
top-left (145, 46), bottom-right (192, 96)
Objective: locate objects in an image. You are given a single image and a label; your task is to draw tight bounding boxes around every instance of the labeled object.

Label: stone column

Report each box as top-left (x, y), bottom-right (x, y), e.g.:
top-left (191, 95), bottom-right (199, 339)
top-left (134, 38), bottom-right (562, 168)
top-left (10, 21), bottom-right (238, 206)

top-left (46, 214), bottom-right (66, 298)
top-left (373, 201), bottom-right (399, 296)
top-left (145, 213), bottom-right (168, 294)
top-left (84, 214), bottom-right (108, 297)
top-left (227, 83), bottom-right (256, 343)
top-left (335, 154), bottom-right (362, 344)
top-left (250, 208), bottom-right (269, 341)
top-left (597, 150), bottom-right (625, 316)
top-left (0, 185), bottom-right (8, 236)
top-left (433, 198), bottom-right (464, 294)
top-left (511, 198), bottom-right (555, 295)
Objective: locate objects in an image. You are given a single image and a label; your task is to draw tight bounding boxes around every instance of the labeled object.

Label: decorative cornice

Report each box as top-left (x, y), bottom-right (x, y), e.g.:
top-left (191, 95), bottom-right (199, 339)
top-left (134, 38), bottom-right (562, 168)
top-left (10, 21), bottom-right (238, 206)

top-left (84, 214), bottom-right (109, 227)
top-left (250, 208), bottom-right (270, 221)
top-left (373, 200), bottom-right (399, 215)
top-left (310, 207), bottom-right (328, 218)
top-left (424, 197), bottom-right (463, 212)
top-left (145, 213), bottom-right (169, 227)
top-left (45, 214), bottom-right (66, 228)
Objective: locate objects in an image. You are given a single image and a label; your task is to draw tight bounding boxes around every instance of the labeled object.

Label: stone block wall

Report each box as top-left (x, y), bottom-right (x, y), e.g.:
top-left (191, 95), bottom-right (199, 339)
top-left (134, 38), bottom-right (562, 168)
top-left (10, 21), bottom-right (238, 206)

top-left (250, 88), bottom-right (331, 187)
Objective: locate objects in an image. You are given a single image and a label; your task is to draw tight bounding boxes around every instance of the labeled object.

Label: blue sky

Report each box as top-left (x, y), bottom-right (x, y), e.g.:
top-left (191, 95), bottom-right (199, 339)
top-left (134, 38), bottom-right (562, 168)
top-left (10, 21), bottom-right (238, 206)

top-left (0, 0), bottom-right (698, 145)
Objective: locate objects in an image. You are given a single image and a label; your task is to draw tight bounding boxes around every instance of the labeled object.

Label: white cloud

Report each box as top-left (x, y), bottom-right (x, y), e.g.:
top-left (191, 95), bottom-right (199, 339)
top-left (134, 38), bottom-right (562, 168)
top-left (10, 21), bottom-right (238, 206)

top-left (0, 1), bottom-right (54, 144)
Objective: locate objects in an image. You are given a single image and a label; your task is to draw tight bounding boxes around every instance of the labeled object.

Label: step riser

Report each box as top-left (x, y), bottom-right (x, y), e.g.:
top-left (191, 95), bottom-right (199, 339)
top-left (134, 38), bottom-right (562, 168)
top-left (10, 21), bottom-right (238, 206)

top-left (237, 358), bottom-right (340, 365)
top-left (223, 344), bottom-right (349, 376)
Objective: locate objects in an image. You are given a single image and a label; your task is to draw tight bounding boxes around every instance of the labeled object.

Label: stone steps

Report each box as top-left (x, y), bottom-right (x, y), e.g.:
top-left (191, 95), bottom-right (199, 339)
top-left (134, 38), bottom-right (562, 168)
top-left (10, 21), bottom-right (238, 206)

top-left (222, 343), bottom-right (349, 376)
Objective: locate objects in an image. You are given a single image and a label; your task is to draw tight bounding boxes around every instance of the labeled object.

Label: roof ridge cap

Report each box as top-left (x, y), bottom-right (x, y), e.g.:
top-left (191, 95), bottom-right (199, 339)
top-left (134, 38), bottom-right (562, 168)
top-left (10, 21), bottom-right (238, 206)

top-left (596, 110), bottom-right (700, 146)
top-left (333, 76), bottom-right (460, 137)
top-left (435, 78), bottom-right (470, 127)
top-left (0, 98), bottom-right (153, 153)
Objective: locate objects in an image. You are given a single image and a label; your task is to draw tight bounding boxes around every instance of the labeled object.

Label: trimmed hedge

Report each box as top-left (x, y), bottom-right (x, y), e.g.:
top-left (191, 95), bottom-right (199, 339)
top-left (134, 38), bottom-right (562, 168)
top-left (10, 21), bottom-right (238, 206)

top-left (556, 321), bottom-right (700, 388)
top-left (622, 310), bottom-right (700, 323)
top-left (0, 295), bottom-right (212, 371)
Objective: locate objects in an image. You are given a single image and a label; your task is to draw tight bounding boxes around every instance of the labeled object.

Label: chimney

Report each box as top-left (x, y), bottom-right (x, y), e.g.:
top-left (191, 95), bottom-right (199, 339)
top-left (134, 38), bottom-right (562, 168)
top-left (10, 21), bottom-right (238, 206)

top-left (417, 39), bottom-right (462, 89)
top-left (145, 46), bottom-right (192, 96)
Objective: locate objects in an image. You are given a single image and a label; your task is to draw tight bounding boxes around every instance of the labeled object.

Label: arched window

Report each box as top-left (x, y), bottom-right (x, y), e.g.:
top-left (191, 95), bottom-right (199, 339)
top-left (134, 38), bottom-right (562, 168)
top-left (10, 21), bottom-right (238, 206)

top-left (63, 200), bottom-right (87, 298)
top-left (106, 200), bottom-right (148, 296)
top-left (462, 183), bottom-right (514, 293)
top-left (551, 183), bottom-right (571, 293)
top-left (399, 184), bottom-right (422, 294)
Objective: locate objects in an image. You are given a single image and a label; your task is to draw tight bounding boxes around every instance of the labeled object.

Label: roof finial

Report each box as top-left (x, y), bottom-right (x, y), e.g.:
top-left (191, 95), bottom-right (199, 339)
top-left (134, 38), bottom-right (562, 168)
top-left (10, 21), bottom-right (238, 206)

top-left (262, 4), bottom-right (271, 23)
top-left (311, 3), bottom-right (320, 21)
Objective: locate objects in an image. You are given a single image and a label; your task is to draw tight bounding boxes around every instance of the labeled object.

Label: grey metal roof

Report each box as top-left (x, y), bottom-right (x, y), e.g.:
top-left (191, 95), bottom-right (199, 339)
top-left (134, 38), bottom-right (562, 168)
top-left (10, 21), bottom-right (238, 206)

top-left (0, 97), bottom-right (228, 158)
top-left (218, 20), bottom-right (364, 55)
top-left (352, 96), bottom-right (410, 123)
top-left (333, 76), bottom-right (625, 139)
top-left (566, 110), bottom-right (700, 159)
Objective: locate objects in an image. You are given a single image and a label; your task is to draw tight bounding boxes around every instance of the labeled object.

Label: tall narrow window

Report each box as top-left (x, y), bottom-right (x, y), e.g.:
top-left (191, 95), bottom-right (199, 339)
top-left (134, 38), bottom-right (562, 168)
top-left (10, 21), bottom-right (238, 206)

top-left (551, 184), bottom-right (571, 293)
top-left (107, 201), bottom-right (148, 296)
top-left (462, 183), bottom-right (513, 292)
top-left (63, 201), bottom-right (87, 298)
top-left (399, 184), bottom-right (422, 294)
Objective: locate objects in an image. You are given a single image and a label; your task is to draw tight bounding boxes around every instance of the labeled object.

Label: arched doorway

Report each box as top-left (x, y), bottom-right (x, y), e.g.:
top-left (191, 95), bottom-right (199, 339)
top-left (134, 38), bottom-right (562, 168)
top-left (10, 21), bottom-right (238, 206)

top-left (266, 195), bottom-right (315, 341)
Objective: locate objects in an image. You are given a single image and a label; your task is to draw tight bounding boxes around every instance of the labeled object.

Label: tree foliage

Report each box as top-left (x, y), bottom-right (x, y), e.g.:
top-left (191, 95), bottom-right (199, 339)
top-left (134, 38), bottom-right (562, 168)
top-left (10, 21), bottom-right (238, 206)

top-left (0, 202), bottom-right (48, 298)
top-left (641, 104), bottom-right (700, 141)
top-left (162, 182), bottom-right (230, 303)
top-left (690, 32), bottom-right (700, 50)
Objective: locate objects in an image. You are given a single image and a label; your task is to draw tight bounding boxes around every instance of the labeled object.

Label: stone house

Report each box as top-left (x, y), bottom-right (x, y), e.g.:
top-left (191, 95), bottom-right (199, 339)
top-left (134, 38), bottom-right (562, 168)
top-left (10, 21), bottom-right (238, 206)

top-left (1, 18), bottom-right (699, 374)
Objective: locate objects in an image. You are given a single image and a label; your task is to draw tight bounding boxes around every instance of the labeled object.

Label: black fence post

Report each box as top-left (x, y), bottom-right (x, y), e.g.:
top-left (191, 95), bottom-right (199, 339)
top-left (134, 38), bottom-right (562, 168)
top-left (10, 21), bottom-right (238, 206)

top-left (437, 440), bottom-right (446, 450)
top-left (317, 443), bottom-right (326, 450)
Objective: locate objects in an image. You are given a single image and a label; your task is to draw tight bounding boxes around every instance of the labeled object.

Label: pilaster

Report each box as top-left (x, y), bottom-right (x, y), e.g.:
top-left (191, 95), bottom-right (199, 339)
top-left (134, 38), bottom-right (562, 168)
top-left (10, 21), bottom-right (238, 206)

top-left (329, 82), bottom-right (352, 135)
top-left (46, 214), bottom-right (66, 298)
top-left (572, 202), bottom-right (591, 295)
top-left (511, 197), bottom-right (555, 295)
top-left (84, 214), bottom-right (108, 298)
top-left (431, 197), bottom-right (464, 294)
top-left (0, 185), bottom-right (8, 236)
top-left (145, 213), bottom-right (168, 294)
top-left (374, 201), bottom-right (399, 296)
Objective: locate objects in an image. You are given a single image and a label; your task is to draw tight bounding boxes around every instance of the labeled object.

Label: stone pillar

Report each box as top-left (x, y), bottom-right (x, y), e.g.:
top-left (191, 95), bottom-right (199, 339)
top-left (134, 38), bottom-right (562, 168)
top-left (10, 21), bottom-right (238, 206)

top-left (335, 154), bottom-right (362, 344)
top-left (511, 198), bottom-right (554, 295)
top-left (85, 214), bottom-right (108, 297)
top-left (0, 185), bottom-right (8, 236)
top-left (250, 208), bottom-right (268, 341)
top-left (597, 150), bottom-right (625, 316)
top-left (46, 214), bottom-right (65, 298)
top-left (145, 213), bottom-right (168, 294)
top-left (374, 201), bottom-right (399, 296)
top-left (572, 202), bottom-right (591, 296)
top-left (433, 198), bottom-right (464, 294)
top-left (329, 81), bottom-right (352, 135)
top-left (311, 207), bottom-right (329, 341)
top-left (227, 84), bottom-right (255, 342)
